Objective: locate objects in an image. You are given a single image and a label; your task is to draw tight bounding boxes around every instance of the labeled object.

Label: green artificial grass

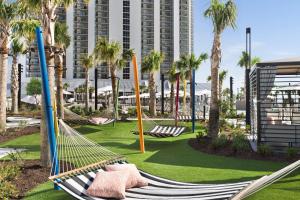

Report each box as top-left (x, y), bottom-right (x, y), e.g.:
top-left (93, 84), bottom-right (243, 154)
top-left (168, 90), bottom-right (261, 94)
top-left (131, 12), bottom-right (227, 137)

top-left (0, 121), bottom-right (299, 200)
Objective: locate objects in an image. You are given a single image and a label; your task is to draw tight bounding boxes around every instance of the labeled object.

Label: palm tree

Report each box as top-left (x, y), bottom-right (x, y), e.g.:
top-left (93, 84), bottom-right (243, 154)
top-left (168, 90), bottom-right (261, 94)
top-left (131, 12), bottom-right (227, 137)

top-left (186, 53), bottom-right (208, 111)
top-left (141, 50), bottom-right (164, 117)
top-left (168, 63), bottom-right (178, 116)
top-left (238, 51), bottom-right (260, 98)
top-left (238, 51), bottom-right (261, 69)
top-left (24, 0), bottom-right (77, 167)
top-left (204, 0), bottom-right (237, 139)
top-left (208, 70), bottom-right (228, 101)
top-left (10, 39), bottom-right (26, 114)
top-left (54, 22), bottom-right (71, 119)
top-left (0, 1), bottom-right (38, 133)
top-left (177, 55), bottom-right (189, 114)
top-left (80, 54), bottom-right (94, 111)
top-left (94, 37), bottom-right (133, 118)
top-left (218, 70), bottom-right (227, 101)
top-left (0, 2), bottom-right (16, 132)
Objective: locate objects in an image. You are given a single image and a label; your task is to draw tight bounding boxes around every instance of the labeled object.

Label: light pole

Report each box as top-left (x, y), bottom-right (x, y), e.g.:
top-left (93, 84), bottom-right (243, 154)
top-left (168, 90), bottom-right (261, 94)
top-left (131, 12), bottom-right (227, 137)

top-left (161, 74), bottom-right (165, 115)
top-left (245, 27), bottom-right (251, 127)
top-left (94, 68), bottom-right (98, 110)
top-left (18, 64), bottom-right (23, 109)
top-left (192, 69), bottom-right (196, 133)
top-left (230, 76), bottom-right (233, 111)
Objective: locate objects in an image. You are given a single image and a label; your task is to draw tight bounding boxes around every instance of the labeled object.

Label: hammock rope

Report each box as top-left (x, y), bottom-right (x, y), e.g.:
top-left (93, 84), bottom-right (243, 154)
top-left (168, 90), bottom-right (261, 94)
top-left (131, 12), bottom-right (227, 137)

top-left (49, 119), bottom-right (125, 180)
top-left (64, 108), bottom-right (115, 125)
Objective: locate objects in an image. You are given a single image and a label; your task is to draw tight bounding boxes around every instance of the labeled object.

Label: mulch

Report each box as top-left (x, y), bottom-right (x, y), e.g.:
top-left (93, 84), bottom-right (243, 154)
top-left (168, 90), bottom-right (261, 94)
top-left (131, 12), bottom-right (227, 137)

top-left (1, 160), bottom-right (50, 199)
top-left (0, 126), bottom-right (40, 143)
top-left (188, 137), bottom-right (300, 163)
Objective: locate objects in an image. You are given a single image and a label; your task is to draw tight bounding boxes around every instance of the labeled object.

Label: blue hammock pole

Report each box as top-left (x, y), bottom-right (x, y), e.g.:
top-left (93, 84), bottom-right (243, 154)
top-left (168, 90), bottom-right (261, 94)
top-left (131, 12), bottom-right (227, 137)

top-left (35, 27), bottom-right (59, 190)
top-left (192, 69), bottom-right (196, 133)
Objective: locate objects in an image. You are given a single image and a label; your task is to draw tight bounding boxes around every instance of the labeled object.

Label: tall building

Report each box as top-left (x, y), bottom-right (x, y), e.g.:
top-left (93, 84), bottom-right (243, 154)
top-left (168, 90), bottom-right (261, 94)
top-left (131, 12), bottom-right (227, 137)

top-left (24, 0), bottom-right (193, 92)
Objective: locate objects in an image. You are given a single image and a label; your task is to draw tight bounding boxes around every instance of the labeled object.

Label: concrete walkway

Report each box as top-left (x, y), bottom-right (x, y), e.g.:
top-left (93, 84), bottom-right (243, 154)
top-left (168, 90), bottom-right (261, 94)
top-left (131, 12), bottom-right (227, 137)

top-left (0, 148), bottom-right (26, 159)
top-left (6, 117), bottom-right (40, 128)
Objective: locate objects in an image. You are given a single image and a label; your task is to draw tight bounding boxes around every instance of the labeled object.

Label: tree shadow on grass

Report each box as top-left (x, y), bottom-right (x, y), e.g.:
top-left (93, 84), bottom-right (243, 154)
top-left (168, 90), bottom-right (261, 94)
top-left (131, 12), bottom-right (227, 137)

top-left (2, 144), bottom-right (40, 152)
top-left (101, 137), bottom-right (287, 173)
top-left (75, 126), bottom-right (103, 135)
top-left (25, 188), bottom-right (73, 200)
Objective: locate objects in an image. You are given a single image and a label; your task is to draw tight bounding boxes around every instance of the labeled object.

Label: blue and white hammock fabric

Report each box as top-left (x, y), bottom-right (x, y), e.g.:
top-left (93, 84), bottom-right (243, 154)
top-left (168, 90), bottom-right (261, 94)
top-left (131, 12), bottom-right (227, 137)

top-left (50, 120), bottom-right (300, 200)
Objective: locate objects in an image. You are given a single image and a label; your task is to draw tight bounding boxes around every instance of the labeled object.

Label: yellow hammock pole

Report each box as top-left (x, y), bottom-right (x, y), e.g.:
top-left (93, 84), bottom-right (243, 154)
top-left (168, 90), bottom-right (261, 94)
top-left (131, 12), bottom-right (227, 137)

top-left (53, 99), bottom-right (60, 137)
top-left (132, 55), bottom-right (145, 153)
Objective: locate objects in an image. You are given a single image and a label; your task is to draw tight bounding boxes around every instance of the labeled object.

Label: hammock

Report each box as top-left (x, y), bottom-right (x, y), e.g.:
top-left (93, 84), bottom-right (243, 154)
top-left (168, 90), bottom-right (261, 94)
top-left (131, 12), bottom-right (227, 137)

top-left (178, 115), bottom-right (204, 122)
top-left (131, 113), bottom-right (186, 137)
top-left (175, 101), bottom-right (204, 122)
top-left (64, 108), bottom-right (115, 125)
top-left (50, 120), bottom-right (300, 200)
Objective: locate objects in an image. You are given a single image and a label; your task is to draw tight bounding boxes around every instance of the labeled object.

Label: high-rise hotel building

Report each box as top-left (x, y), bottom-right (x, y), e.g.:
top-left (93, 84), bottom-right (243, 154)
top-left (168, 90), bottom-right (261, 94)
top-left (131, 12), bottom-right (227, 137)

top-left (24, 0), bottom-right (193, 92)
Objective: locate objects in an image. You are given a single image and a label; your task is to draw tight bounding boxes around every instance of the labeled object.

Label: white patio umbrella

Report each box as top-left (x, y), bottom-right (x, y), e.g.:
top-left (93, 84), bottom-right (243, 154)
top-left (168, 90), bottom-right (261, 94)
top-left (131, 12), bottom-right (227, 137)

top-left (21, 95), bottom-right (41, 105)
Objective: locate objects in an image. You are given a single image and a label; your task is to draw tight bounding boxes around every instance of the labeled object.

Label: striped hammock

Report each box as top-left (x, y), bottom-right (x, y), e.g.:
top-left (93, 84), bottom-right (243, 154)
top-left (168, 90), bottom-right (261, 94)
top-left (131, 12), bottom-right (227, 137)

top-left (131, 113), bottom-right (186, 137)
top-left (50, 120), bottom-right (300, 200)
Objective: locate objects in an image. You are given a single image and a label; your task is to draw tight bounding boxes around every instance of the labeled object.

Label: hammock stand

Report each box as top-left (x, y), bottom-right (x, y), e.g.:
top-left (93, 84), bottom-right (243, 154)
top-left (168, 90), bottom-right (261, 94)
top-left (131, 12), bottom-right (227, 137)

top-left (131, 113), bottom-right (187, 137)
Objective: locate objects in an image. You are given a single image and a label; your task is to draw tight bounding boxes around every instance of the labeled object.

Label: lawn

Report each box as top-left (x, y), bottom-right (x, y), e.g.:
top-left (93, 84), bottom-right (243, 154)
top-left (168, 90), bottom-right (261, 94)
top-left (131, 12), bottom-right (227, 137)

top-left (1, 121), bottom-right (299, 200)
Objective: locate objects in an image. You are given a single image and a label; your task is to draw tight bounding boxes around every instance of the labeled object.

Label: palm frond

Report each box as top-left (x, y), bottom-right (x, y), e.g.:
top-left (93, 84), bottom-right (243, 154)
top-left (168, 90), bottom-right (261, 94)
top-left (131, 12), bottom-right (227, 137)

top-left (141, 50), bottom-right (164, 73)
top-left (55, 22), bottom-right (71, 49)
top-left (10, 38), bottom-right (26, 55)
top-left (11, 19), bottom-right (40, 43)
top-left (80, 53), bottom-right (94, 70)
top-left (219, 70), bottom-right (228, 82)
top-left (204, 0), bottom-right (237, 34)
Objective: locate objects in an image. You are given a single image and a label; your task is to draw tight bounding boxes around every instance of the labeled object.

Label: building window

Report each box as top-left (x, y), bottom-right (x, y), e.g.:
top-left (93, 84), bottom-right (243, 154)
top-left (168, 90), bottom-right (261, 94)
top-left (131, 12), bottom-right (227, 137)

top-left (122, 0), bottom-right (130, 80)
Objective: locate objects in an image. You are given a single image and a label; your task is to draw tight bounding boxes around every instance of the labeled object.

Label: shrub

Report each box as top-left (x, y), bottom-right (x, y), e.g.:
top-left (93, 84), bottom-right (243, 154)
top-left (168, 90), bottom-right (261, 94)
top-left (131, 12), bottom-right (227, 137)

top-left (219, 119), bottom-right (229, 132)
top-left (0, 181), bottom-right (19, 199)
top-left (287, 147), bottom-right (298, 159)
top-left (232, 134), bottom-right (250, 153)
top-left (212, 134), bottom-right (229, 150)
top-left (127, 107), bottom-right (137, 116)
top-left (196, 129), bottom-right (207, 145)
top-left (0, 164), bottom-right (20, 182)
top-left (258, 144), bottom-right (272, 157)
top-left (70, 106), bottom-right (84, 116)
top-left (196, 129), bottom-right (207, 138)
top-left (0, 163), bottom-right (20, 199)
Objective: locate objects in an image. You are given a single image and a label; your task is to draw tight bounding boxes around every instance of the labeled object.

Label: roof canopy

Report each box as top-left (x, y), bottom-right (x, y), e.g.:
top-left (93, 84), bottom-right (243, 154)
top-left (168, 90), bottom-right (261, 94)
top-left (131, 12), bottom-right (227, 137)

top-left (256, 57), bottom-right (300, 75)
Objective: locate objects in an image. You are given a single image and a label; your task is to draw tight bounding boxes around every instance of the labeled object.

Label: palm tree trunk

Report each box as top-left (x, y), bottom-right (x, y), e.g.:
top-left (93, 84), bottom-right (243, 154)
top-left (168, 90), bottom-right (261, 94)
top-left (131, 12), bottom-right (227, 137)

top-left (11, 56), bottom-right (19, 114)
top-left (85, 68), bottom-right (89, 110)
top-left (183, 79), bottom-right (187, 114)
top-left (208, 34), bottom-right (221, 139)
top-left (0, 46), bottom-right (8, 133)
top-left (170, 83), bottom-right (174, 115)
top-left (219, 80), bottom-right (222, 101)
top-left (40, 14), bottom-right (56, 167)
top-left (149, 72), bottom-right (156, 116)
top-left (56, 55), bottom-right (64, 119)
top-left (110, 63), bottom-right (118, 119)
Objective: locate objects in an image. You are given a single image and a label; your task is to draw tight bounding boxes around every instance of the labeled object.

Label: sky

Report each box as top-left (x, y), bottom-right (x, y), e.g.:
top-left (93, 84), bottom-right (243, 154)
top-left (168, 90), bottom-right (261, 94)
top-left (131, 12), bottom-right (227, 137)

top-left (193, 0), bottom-right (300, 93)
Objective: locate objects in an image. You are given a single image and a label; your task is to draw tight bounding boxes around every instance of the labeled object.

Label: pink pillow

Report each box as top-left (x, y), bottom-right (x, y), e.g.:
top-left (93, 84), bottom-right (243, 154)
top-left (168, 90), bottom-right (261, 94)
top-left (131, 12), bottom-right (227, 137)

top-left (86, 171), bottom-right (129, 199)
top-left (89, 117), bottom-right (108, 125)
top-left (105, 164), bottom-right (148, 188)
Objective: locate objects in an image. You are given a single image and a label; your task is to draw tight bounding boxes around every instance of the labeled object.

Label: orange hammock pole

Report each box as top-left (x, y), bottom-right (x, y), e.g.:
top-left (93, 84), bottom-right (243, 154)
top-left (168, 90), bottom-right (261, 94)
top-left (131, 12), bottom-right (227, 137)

top-left (132, 55), bottom-right (145, 153)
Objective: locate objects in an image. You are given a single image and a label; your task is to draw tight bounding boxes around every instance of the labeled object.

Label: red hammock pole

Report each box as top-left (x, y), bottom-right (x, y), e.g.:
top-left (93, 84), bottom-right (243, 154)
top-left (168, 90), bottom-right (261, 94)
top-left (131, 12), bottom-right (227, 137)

top-left (175, 73), bottom-right (180, 127)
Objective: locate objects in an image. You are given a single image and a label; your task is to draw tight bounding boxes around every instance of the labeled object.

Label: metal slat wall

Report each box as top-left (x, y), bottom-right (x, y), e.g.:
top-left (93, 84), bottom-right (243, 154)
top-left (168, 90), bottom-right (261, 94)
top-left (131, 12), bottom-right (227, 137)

top-left (251, 66), bottom-right (300, 152)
